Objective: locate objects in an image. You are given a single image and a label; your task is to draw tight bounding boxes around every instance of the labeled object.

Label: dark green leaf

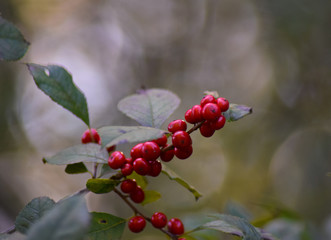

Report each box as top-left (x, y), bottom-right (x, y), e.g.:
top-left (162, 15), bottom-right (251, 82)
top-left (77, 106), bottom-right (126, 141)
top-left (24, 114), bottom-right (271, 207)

top-left (223, 104), bottom-right (252, 122)
top-left (27, 64), bottom-right (90, 126)
top-left (26, 195), bottom-right (90, 240)
top-left (86, 179), bottom-right (119, 194)
top-left (0, 16), bottom-right (29, 61)
top-left (141, 190), bottom-right (161, 206)
top-left (117, 88), bottom-right (180, 128)
top-left (161, 164), bottom-right (202, 201)
top-left (88, 212), bottom-right (126, 240)
top-left (98, 126), bottom-right (165, 148)
top-left (44, 143), bottom-right (108, 165)
top-left (65, 162), bottom-right (89, 174)
top-left (127, 172), bottom-right (148, 189)
top-left (15, 197), bottom-right (55, 234)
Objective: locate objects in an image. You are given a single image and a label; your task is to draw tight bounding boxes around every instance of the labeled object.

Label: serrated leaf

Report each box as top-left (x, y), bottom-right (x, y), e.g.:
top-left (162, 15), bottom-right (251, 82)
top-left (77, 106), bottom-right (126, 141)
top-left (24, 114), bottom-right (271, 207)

top-left (44, 143), bottom-right (108, 165)
top-left (141, 190), bottom-right (161, 206)
top-left (15, 197), bottom-right (55, 234)
top-left (26, 195), bottom-right (90, 240)
top-left (98, 126), bottom-right (165, 148)
top-left (193, 214), bottom-right (262, 240)
top-left (27, 63), bottom-right (90, 126)
top-left (161, 164), bottom-right (202, 201)
top-left (117, 88), bottom-right (180, 128)
top-left (223, 104), bottom-right (252, 122)
top-left (127, 171), bottom-right (148, 189)
top-left (0, 16), bottom-right (29, 61)
top-left (86, 179), bottom-right (120, 194)
top-left (65, 162), bottom-right (89, 174)
top-left (88, 212), bottom-right (126, 240)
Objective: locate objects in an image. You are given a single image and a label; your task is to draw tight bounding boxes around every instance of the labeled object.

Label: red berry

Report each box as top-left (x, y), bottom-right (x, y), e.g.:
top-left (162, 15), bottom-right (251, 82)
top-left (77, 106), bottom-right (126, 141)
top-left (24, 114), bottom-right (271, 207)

top-left (168, 120), bottom-right (187, 133)
top-left (128, 216), bottom-right (146, 233)
top-left (148, 160), bottom-right (162, 177)
top-left (106, 145), bottom-right (116, 153)
top-left (126, 157), bottom-right (134, 165)
top-left (199, 121), bottom-right (215, 137)
top-left (130, 186), bottom-right (145, 203)
top-left (81, 128), bottom-right (101, 144)
top-left (120, 179), bottom-right (137, 193)
top-left (172, 131), bottom-right (192, 148)
top-left (210, 115), bottom-right (226, 130)
top-left (178, 238), bottom-right (186, 240)
top-left (174, 145), bottom-right (193, 159)
top-left (202, 103), bottom-right (221, 122)
top-left (121, 163), bottom-right (134, 176)
top-left (184, 109), bottom-right (195, 124)
top-left (108, 151), bottom-right (126, 169)
top-left (200, 95), bottom-right (216, 107)
top-left (133, 158), bottom-right (150, 175)
top-left (152, 134), bottom-right (168, 147)
top-left (167, 218), bottom-right (184, 235)
top-left (160, 146), bottom-right (175, 162)
top-left (191, 105), bottom-right (203, 122)
top-left (142, 141), bottom-right (160, 161)
top-left (151, 212), bottom-right (168, 228)
top-left (130, 143), bottom-right (143, 159)
top-left (216, 97), bottom-right (229, 112)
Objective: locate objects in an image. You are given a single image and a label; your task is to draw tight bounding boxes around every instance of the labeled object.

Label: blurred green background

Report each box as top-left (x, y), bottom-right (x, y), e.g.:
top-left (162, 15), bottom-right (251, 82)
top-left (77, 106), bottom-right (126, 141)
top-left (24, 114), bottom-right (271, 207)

top-left (0, 0), bottom-right (330, 239)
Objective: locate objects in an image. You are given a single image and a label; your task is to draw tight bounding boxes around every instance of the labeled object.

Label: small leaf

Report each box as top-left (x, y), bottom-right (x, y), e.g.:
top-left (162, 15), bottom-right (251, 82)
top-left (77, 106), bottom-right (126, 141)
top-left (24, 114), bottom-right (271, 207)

top-left (65, 162), bottom-right (89, 174)
top-left (26, 195), bottom-right (90, 240)
top-left (88, 212), bottom-right (126, 240)
top-left (127, 172), bottom-right (148, 189)
top-left (141, 190), bottom-right (161, 206)
top-left (44, 143), bottom-right (108, 165)
top-left (86, 179), bottom-right (120, 194)
top-left (161, 164), bottom-right (202, 201)
top-left (117, 88), bottom-right (180, 128)
top-left (15, 197), bottom-right (55, 234)
top-left (223, 104), bottom-right (252, 122)
top-left (0, 16), bottom-right (29, 61)
top-left (98, 126), bottom-right (165, 148)
top-left (27, 63), bottom-right (90, 126)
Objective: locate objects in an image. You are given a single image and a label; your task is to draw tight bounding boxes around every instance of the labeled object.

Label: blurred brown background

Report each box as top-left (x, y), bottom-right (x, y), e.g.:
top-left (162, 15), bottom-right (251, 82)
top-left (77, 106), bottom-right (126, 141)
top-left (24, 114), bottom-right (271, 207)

top-left (0, 0), bottom-right (330, 239)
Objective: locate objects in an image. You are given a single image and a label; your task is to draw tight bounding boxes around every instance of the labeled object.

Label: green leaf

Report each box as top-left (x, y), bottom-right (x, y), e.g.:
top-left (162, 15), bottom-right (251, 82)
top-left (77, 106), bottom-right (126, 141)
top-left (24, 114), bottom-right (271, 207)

top-left (223, 104), bottom-right (252, 122)
top-left (88, 212), bottom-right (126, 240)
top-left (27, 63), bottom-right (90, 126)
top-left (44, 143), bottom-right (108, 165)
top-left (0, 16), bottom-right (29, 61)
top-left (99, 164), bottom-right (116, 178)
top-left (65, 162), bottom-right (89, 174)
top-left (141, 190), bottom-right (161, 206)
top-left (127, 171), bottom-right (148, 189)
top-left (26, 195), bottom-right (90, 240)
top-left (193, 214), bottom-right (262, 240)
top-left (15, 197), bottom-right (55, 234)
top-left (98, 126), bottom-right (165, 148)
top-left (86, 179), bottom-right (120, 194)
top-left (161, 164), bottom-right (202, 201)
top-left (117, 88), bottom-right (180, 128)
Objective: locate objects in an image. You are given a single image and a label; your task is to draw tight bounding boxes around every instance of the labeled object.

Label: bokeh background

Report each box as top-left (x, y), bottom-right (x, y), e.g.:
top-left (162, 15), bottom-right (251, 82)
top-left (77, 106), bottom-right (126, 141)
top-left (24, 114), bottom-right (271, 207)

top-left (0, 0), bottom-right (330, 239)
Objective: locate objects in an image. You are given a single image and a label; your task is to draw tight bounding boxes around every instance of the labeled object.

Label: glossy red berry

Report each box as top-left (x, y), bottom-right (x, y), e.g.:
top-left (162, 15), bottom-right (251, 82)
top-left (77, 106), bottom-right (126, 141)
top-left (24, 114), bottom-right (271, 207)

top-left (191, 105), bottom-right (203, 122)
top-left (81, 128), bottom-right (101, 144)
top-left (199, 121), bottom-right (215, 137)
top-left (167, 218), bottom-right (184, 235)
top-left (142, 141), bottom-right (160, 161)
top-left (160, 146), bottom-right (175, 162)
top-left (120, 179), bottom-right (137, 193)
top-left (210, 115), bottom-right (226, 130)
top-left (202, 103), bottom-right (221, 122)
top-left (178, 238), bottom-right (186, 240)
top-left (126, 157), bottom-right (134, 165)
top-left (108, 151), bottom-right (126, 169)
top-left (148, 160), bottom-right (162, 177)
top-left (216, 97), bottom-right (229, 112)
top-left (152, 134), bottom-right (168, 147)
top-left (130, 143), bottom-right (143, 159)
top-left (133, 158), bottom-right (150, 176)
top-left (130, 186), bottom-right (145, 203)
top-left (184, 109), bottom-right (195, 124)
top-left (174, 145), bottom-right (193, 159)
top-left (128, 216), bottom-right (146, 233)
top-left (151, 212), bottom-right (168, 228)
top-left (200, 95), bottom-right (216, 107)
top-left (121, 163), bottom-right (134, 176)
top-left (172, 131), bottom-right (192, 148)
top-left (168, 120), bottom-right (187, 133)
